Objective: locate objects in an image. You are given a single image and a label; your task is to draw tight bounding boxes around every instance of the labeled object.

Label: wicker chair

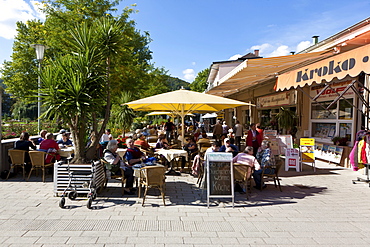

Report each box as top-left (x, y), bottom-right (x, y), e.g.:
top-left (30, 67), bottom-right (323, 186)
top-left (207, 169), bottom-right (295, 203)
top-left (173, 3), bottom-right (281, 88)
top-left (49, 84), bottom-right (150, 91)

top-left (28, 151), bottom-right (54, 182)
top-left (7, 149), bottom-right (27, 180)
top-left (138, 166), bottom-right (166, 206)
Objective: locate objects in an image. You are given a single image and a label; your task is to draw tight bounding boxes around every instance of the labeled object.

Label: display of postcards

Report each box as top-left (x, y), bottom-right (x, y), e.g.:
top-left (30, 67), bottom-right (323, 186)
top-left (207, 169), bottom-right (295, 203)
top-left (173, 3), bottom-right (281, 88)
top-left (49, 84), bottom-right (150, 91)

top-left (316, 143), bottom-right (323, 151)
top-left (335, 146), bottom-right (344, 156)
top-left (328, 145), bottom-right (336, 153)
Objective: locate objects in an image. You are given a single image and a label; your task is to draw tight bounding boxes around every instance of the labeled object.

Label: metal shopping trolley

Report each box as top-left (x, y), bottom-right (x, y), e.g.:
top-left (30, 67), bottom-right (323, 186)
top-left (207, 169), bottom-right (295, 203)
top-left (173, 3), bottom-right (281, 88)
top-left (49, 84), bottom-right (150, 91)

top-left (58, 160), bottom-right (100, 209)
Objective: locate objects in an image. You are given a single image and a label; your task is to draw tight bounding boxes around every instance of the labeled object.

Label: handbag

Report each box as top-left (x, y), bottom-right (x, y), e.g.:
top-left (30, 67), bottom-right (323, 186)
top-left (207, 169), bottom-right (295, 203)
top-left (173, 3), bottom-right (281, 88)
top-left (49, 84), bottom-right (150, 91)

top-left (45, 148), bottom-right (61, 163)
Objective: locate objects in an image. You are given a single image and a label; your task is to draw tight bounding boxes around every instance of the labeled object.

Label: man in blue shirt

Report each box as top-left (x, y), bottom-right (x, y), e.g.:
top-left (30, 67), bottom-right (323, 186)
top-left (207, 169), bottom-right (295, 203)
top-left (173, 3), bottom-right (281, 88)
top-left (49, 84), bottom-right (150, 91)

top-left (219, 138), bottom-right (239, 157)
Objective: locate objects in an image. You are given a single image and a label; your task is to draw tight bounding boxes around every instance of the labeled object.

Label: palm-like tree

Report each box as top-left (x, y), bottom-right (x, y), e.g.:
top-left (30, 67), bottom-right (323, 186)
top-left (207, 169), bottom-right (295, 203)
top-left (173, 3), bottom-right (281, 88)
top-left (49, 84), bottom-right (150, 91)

top-left (110, 91), bottom-right (136, 137)
top-left (40, 17), bottom-right (127, 163)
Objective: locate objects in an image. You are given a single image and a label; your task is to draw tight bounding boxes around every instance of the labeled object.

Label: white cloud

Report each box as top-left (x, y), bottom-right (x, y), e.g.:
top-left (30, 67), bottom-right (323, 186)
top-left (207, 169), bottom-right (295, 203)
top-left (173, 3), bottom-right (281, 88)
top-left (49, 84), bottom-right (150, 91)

top-left (296, 40), bottom-right (312, 53)
top-left (268, 45), bottom-right (290, 57)
top-left (182, 68), bottom-right (195, 81)
top-left (228, 54), bottom-right (242, 60)
top-left (249, 43), bottom-right (292, 58)
top-left (251, 43), bottom-right (274, 56)
top-left (191, 61), bottom-right (196, 66)
top-left (0, 0), bottom-right (45, 39)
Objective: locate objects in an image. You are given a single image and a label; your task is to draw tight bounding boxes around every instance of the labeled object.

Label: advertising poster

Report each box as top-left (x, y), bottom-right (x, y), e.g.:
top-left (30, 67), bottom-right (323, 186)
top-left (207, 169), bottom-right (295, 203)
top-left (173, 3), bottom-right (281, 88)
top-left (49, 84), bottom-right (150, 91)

top-left (300, 138), bottom-right (315, 163)
top-left (285, 148), bottom-right (300, 172)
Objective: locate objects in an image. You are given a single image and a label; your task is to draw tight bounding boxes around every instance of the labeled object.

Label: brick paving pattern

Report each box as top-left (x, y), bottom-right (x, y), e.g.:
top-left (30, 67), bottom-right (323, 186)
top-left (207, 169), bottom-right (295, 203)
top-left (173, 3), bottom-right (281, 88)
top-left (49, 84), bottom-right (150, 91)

top-left (1, 160), bottom-right (370, 246)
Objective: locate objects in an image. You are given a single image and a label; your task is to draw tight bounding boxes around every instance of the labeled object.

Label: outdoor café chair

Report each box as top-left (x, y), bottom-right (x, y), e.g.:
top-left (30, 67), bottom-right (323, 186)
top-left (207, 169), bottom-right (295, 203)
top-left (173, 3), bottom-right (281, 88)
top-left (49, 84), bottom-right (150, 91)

top-left (28, 151), bottom-right (54, 182)
top-left (138, 166), bottom-right (166, 206)
top-left (100, 158), bottom-right (126, 195)
top-left (7, 149), bottom-right (27, 180)
top-left (261, 159), bottom-right (283, 192)
top-left (233, 163), bottom-right (252, 199)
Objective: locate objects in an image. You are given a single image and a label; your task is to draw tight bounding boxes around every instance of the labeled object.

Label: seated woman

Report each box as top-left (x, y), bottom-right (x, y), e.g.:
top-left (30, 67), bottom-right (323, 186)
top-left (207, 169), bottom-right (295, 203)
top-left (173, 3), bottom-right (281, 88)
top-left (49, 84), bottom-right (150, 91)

top-left (37, 130), bottom-right (47, 145)
top-left (181, 137), bottom-right (198, 172)
top-left (104, 140), bottom-right (135, 195)
top-left (253, 140), bottom-right (275, 190)
top-left (57, 133), bottom-right (73, 147)
top-left (155, 135), bottom-right (170, 149)
top-left (14, 132), bottom-right (37, 172)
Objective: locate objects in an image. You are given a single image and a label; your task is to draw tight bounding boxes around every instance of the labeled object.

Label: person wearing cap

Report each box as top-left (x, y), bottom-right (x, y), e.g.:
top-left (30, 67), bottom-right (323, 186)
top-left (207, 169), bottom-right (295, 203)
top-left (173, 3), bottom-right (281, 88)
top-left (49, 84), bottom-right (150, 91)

top-left (219, 138), bottom-right (239, 157)
top-left (56, 129), bottom-right (66, 141)
top-left (134, 133), bottom-right (150, 150)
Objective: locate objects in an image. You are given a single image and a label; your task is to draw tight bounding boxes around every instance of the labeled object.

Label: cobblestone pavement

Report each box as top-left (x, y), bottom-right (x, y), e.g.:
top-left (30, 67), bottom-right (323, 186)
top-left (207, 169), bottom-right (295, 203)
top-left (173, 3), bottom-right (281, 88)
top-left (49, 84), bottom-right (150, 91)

top-left (1, 160), bottom-right (370, 246)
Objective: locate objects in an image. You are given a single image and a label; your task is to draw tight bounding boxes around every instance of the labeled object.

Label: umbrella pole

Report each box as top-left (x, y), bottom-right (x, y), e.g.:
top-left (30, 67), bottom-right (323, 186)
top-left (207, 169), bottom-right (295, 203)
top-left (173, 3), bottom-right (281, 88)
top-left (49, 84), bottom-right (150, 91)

top-left (181, 105), bottom-right (185, 147)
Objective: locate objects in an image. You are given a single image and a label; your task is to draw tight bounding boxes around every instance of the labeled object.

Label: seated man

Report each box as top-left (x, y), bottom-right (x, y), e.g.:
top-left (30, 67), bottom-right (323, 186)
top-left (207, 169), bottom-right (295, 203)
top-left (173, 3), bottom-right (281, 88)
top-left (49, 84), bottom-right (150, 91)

top-left (253, 140), bottom-right (275, 190)
top-left (40, 133), bottom-right (61, 163)
top-left (233, 146), bottom-right (260, 169)
top-left (104, 140), bottom-right (135, 195)
top-left (40, 133), bottom-right (60, 152)
top-left (134, 133), bottom-right (151, 150)
top-left (219, 138), bottom-right (239, 157)
top-left (57, 133), bottom-right (73, 147)
top-left (125, 138), bottom-right (146, 166)
top-left (233, 146), bottom-right (260, 190)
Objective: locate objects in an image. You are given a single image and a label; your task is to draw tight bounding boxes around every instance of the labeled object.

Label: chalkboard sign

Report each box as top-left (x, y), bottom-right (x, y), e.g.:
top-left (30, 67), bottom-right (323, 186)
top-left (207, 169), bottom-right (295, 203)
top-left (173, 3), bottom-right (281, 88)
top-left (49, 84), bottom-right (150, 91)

top-left (206, 152), bottom-right (234, 208)
top-left (209, 162), bottom-right (232, 195)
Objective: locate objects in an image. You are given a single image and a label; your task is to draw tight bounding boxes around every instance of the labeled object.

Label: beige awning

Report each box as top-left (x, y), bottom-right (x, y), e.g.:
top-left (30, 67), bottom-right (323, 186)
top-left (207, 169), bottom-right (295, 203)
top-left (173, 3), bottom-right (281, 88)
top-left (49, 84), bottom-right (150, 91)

top-left (206, 51), bottom-right (332, 97)
top-left (275, 43), bottom-right (370, 91)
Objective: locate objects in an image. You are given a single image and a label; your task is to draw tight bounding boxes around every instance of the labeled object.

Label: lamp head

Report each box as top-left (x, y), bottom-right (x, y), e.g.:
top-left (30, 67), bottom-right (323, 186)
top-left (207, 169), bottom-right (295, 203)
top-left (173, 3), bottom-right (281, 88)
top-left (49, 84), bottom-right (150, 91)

top-left (31, 44), bottom-right (47, 61)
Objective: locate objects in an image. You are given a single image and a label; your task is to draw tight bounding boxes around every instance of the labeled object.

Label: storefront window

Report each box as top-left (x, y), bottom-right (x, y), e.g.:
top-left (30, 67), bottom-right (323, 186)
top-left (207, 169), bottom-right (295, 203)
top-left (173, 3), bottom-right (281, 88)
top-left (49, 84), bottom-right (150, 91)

top-left (312, 123), bottom-right (336, 138)
top-left (339, 123), bottom-right (352, 140)
top-left (338, 99), bottom-right (353, 120)
top-left (311, 101), bottom-right (337, 119)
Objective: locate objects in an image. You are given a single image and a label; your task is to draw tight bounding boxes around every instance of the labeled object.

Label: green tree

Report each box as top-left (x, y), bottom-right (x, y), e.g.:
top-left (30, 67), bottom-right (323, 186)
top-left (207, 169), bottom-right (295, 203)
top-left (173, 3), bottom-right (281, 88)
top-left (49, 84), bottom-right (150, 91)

top-left (41, 17), bottom-right (129, 162)
top-left (1, 0), bottom-right (171, 148)
top-left (190, 68), bottom-right (210, 92)
top-left (110, 91), bottom-right (136, 136)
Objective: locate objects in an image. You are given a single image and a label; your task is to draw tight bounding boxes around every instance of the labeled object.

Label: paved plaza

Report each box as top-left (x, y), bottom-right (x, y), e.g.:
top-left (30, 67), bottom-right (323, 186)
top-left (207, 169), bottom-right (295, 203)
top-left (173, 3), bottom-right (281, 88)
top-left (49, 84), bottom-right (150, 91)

top-left (1, 160), bottom-right (370, 246)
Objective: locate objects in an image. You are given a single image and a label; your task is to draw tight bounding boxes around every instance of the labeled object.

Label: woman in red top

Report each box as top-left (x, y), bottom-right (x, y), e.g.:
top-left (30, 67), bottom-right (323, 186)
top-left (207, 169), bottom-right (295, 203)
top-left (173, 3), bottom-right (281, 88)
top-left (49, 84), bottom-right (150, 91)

top-left (246, 123), bottom-right (263, 156)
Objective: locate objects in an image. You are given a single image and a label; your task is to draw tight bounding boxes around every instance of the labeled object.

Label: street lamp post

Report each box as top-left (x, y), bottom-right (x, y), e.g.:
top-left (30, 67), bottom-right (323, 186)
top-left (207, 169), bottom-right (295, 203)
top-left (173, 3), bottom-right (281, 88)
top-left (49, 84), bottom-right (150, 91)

top-left (31, 44), bottom-right (46, 133)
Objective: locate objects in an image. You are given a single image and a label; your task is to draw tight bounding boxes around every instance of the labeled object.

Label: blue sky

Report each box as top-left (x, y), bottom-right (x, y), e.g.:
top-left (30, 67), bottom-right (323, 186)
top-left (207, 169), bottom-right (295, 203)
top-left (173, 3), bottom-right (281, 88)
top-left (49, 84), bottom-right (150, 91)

top-left (1, 0), bottom-right (370, 82)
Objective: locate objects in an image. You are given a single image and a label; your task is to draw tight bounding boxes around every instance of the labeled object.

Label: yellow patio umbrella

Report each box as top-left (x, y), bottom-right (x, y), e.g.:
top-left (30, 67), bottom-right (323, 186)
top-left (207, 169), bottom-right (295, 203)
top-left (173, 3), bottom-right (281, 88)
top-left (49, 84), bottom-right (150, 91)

top-left (146, 111), bottom-right (195, 117)
top-left (125, 89), bottom-right (254, 145)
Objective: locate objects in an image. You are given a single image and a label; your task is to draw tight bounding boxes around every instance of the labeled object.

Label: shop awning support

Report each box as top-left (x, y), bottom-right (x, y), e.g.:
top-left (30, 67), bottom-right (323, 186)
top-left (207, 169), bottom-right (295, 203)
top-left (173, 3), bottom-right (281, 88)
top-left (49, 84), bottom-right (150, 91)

top-left (298, 79), bottom-right (370, 121)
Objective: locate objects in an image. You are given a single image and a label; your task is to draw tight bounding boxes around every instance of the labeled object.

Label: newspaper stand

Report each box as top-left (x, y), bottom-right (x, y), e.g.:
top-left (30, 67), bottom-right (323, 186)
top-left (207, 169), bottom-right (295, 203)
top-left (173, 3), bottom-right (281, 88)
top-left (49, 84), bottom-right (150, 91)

top-left (206, 152), bottom-right (234, 208)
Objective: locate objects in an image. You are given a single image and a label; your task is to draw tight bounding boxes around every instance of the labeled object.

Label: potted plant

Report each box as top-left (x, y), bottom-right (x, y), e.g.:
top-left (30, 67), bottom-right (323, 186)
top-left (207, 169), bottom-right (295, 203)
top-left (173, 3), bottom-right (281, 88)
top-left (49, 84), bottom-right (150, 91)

top-left (275, 107), bottom-right (297, 134)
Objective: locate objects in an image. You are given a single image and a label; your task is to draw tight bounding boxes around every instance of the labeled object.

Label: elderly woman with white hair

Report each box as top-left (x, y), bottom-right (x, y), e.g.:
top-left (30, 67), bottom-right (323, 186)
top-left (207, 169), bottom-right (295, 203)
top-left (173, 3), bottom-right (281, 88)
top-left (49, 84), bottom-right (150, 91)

top-left (103, 139), bottom-right (135, 195)
top-left (253, 140), bottom-right (275, 190)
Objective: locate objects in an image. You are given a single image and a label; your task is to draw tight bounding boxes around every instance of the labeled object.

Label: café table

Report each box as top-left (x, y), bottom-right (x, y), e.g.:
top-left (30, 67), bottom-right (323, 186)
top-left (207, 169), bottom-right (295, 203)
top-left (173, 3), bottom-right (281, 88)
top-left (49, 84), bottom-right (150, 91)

top-left (58, 146), bottom-right (74, 158)
top-left (155, 148), bottom-right (188, 163)
top-left (155, 148), bottom-right (188, 174)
